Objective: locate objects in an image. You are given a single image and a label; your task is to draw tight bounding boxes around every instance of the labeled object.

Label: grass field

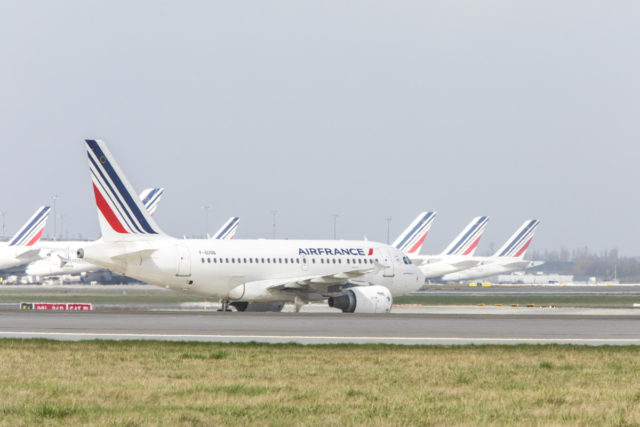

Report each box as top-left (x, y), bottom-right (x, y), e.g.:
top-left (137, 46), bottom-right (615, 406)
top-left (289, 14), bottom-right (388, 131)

top-left (1, 340), bottom-right (640, 425)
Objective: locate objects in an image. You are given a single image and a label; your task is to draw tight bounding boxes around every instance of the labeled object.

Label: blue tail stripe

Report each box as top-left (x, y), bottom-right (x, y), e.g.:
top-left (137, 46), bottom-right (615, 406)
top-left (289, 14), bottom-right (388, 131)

top-left (8, 207), bottom-right (50, 246)
top-left (146, 190), bottom-right (164, 210)
top-left (395, 213), bottom-right (435, 250)
top-left (447, 217), bottom-right (488, 255)
top-left (215, 217), bottom-right (239, 239)
top-left (87, 140), bottom-right (156, 234)
top-left (88, 153), bottom-right (143, 233)
top-left (498, 220), bottom-right (538, 257)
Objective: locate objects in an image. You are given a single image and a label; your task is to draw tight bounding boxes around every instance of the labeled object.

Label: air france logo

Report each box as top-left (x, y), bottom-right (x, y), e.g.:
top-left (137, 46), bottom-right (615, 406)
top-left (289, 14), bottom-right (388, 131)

top-left (298, 248), bottom-right (373, 256)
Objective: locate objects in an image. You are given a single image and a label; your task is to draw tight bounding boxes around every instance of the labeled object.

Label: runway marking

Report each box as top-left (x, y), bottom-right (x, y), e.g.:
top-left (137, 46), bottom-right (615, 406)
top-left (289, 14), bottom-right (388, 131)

top-left (1, 331), bottom-right (640, 343)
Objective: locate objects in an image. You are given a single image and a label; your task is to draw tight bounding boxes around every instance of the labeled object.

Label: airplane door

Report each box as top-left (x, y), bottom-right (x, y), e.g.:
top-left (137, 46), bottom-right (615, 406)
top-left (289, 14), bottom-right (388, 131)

top-left (176, 246), bottom-right (191, 277)
top-left (380, 248), bottom-right (395, 278)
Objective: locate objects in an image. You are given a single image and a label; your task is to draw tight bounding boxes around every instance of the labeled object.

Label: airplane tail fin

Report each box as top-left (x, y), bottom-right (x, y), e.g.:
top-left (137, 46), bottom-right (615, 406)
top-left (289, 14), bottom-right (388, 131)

top-left (392, 211), bottom-right (437, 254)
top-left (494, 219), bottom-right (540, 258)
top-left (139, 188), bottom-right (165, 216)
top-left (8, 206), bottom-right (51, 246)
top-left (441, 216), bottom-right (489, 256)
top-left (212, 217), bottom-right (240, 240)
top-left (85, 139), bottom-right (166, 242)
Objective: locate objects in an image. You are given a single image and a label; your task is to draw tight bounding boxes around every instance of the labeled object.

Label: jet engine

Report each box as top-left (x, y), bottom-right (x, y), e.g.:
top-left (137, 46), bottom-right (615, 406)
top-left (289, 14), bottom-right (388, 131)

top-left (328, 285), bottom-right (392, 313)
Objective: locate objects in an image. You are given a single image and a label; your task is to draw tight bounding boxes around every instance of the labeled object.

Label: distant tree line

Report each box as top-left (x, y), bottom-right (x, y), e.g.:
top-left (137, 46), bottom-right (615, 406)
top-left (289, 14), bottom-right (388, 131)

top-left (527, 248), bottom-right (640, 283)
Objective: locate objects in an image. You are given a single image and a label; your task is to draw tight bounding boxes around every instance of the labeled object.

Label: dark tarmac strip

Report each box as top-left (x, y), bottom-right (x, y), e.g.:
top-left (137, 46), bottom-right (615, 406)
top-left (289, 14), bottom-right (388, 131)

top-left (1, 309), bottom-right (640, 345)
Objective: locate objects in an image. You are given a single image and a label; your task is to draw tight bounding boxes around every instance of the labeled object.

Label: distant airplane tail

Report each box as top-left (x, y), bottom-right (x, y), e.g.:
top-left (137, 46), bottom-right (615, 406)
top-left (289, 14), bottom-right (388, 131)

top-left (392, 211), bottom-right (437, 254)
top-left (139, 188), bottom-right (165, 216)
top-left (85, 139), bottom-right (166, 242)
top-left (8, 206), bottom-right (51, 246)
top-left (441, 216), bottom-right (489, 256)
top-left (494, 219), bottom-right (540, 258)
top-left (212, 217), bottom-right (240, 240)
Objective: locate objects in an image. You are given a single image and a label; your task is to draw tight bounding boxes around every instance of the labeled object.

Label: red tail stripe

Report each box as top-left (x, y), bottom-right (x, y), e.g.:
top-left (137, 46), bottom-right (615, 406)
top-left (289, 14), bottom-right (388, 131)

top-left (407, 232), bottom-right (428, 254)
top-left (462, 236), bottom-right (482, 255)
top-left (514, 238), bottom-right (532, 258)
top-left (93, 183), bottom-right (128, 234)
top-left (25, 228), bottom-right (45, 246)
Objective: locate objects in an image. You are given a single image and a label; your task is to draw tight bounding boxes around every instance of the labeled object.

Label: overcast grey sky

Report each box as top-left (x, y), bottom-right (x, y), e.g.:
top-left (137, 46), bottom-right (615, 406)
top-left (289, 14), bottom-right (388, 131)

top-left (1, 1), bottom-right (639, 255)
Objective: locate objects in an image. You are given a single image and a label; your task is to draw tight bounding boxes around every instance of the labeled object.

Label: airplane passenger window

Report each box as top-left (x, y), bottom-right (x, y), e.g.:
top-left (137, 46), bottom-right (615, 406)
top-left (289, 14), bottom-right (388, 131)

top-left (249, 258), bottom-right (253, 263)
top-left (279, 258), bottom-right (282, 263)
top-left (214, 258), bottom-right (217, 263)
top-left (338, 259), bottom-right (341, 264)
top-left (225, 258), bottom-right (229, 263)
top-left (207, 258), bottom-right (211, 263)
top-left (201, 258), bottom-right (205, 263)
top-left (358, 259), bottom-right (362, 264)
top-left (290, 258), bottom-right (294, 263)
top-left (285, 258), bottom-right (288, 264)
top-left (332, 259), bottom-right (336, 264)
top-left (320, 259), bottom-right (324, 264)
top-left (232, 258), bottom-right (236, 263)
top-left (346, 259), bottom-right (350, 264)
top-left (312, 259), bottom-right (316, 263)
top-left (296, 259), bottom-right (300, 264)
top-left (267, 259), bottom-right (271, 263)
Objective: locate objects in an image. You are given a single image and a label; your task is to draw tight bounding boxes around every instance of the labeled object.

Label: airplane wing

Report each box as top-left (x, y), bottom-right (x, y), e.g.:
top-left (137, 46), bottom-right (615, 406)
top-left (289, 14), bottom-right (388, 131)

top-left (15, 248), bottom-right (44, 261)
top-left (243, 265), bottom-right (380, 296)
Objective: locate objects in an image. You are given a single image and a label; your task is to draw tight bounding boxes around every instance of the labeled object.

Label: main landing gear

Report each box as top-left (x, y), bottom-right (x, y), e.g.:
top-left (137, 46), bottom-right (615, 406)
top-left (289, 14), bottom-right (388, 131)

top-left (218, 299), bottom-right (232, 312)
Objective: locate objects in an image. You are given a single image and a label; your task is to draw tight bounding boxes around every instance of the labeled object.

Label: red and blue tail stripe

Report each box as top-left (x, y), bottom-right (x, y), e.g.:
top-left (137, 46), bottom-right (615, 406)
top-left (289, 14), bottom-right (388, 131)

top-left (443, 216), bottom-right (489, 256)
top-left (139, 188), bottom-right (164, 216)
top-left (212, 217), bottom-right (240, 240)
top-left (8, 206), bottom-right (51, 246)
top-left (495, 219), bottom-right (540, 258)
top-left (392, 211), bottom-right (437, 254)
top-left (86, 139), bottom-right (160, 235)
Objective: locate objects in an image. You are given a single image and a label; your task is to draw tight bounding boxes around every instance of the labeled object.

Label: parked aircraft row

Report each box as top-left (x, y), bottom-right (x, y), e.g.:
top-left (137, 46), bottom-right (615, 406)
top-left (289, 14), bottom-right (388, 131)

top-left (1, 139), bottom-right (540, 312)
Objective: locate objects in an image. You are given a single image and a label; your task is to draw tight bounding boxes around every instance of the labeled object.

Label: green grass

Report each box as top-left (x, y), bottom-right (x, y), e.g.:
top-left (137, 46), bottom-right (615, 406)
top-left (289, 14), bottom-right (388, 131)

top-left (394, 294), bottom-right (640, 306)
top-left (0, 340), bottom-right (639, 425)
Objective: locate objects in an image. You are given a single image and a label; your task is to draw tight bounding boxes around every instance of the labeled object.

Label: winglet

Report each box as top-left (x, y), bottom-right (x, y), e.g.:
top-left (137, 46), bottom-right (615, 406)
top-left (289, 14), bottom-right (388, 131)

top-left (8, 206), bottom-right (51, 246)
top-left (392, 211), bottom-right (437, 255)
top-left (139, 188), bottom-right (165, 216)
top-left (85, 139), bottom-right (165, 241)
top-left (494, 219), bottom-right (540, 258)
top-left (212, 217), bottom-right (240, 240)
top-left (441, 216), bottom-right (489, 256)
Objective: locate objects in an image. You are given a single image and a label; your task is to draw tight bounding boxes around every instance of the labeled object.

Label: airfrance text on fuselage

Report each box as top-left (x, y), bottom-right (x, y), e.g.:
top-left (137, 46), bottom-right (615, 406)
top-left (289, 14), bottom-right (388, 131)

top-left (298, 248), bottom-right (373, 256)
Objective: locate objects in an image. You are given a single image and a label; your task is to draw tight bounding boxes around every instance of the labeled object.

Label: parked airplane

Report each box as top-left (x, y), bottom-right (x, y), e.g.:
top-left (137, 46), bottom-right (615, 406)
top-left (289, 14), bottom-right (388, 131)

top-left (441, 219), bottom-right (541, 282)
top-left (26, 188), bottom-right (164, 278)
top-left (78, 139), bottom-right (425, 312)
top-left (0, 206), bottom-right (51, 270)
top-left (396, 215), bottom-right (489, 279)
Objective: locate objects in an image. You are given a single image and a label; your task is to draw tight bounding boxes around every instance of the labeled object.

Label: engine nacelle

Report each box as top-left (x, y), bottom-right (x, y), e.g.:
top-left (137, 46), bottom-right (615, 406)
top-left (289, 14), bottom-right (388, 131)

top-left (328, 285), bottom-right (392, 313)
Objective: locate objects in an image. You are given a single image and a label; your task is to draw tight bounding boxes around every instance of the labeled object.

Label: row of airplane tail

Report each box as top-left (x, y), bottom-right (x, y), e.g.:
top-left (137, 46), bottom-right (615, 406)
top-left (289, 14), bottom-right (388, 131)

top-left (1, 139), bottom-right (541, 312)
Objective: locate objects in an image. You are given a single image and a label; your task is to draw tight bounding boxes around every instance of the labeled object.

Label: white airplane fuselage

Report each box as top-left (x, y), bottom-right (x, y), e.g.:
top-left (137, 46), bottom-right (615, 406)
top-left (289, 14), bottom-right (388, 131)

top-left (411, 255), bottom-right (482, 279)
top-left (81, 238), bottom-right (424, 301)
top-left (442, 257), bottom-right (542, 282)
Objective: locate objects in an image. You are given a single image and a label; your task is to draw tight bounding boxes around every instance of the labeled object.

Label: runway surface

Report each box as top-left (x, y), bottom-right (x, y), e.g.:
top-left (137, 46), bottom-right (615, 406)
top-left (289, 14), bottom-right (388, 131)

top-left (1, 306), bottom-right (640, 345)
top-left (416, 284), bottom-right (640, 296)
